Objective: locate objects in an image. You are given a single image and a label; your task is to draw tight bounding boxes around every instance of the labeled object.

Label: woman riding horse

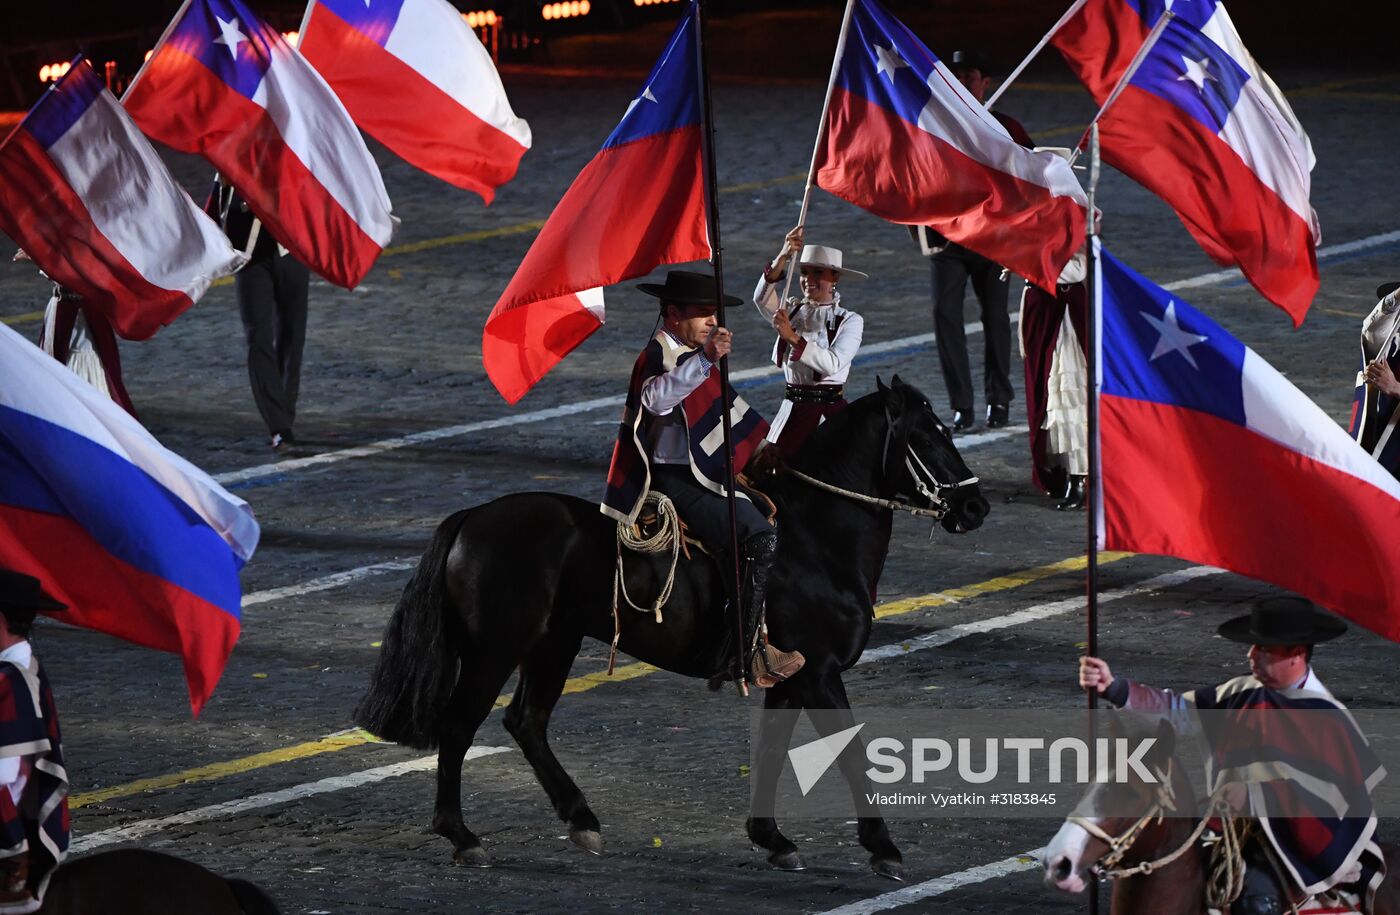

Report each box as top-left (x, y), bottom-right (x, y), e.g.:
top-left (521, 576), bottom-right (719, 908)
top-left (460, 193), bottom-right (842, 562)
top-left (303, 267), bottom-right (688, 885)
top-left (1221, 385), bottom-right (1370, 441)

top-left (354, 374), bottom-right (989, 878)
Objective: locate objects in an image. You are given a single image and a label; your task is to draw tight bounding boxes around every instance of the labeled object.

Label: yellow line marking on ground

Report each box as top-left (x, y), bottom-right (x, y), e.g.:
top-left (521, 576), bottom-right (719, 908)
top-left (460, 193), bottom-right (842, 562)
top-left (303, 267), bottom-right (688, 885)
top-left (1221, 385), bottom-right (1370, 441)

top-left (0, 311), bottom-right (43, 326)
top-left (873, 552), bottom-right (1129, 619)
top-left (70, 732), bottom-right (368, 808)
top-left (72, 552), bottom-right (1127, 809)
top-left (1318, 307), bottom-right (1366, 319)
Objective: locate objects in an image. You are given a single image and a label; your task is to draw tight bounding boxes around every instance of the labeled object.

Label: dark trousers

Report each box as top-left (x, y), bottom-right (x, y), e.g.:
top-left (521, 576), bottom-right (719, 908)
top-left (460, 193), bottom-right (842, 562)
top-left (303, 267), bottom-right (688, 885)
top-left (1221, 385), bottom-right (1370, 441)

top-left (931, 244), bottom-right (1014, 413)
top-left (648, 465), bottom-right (772, 550)
top-left (237, 252), bottom-right (309, 436)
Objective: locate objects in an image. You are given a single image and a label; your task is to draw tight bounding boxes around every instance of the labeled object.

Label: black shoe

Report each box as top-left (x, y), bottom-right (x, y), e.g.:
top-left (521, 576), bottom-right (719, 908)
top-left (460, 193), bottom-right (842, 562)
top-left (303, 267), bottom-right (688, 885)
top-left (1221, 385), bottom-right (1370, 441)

top-left (1056, 475), bottom-right (1086, 511)
top-left (270, 429), bottom-right (295, 450)
top-left (987, 404), bottom-right (1010, 429)
top-left (951, 410), bottom-right (974, 432)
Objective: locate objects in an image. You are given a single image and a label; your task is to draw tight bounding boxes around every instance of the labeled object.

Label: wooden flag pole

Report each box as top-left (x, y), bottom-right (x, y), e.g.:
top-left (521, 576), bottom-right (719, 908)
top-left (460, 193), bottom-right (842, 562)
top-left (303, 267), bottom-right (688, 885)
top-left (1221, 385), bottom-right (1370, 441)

top-left (775, 0), bottom-right (858, 307)
top-left (985, 0), bottom-right (1088, 110)
top-left (693, 0), bottom-right (747, 694)
top-left (1067, 10), bottom-right (1175, 168)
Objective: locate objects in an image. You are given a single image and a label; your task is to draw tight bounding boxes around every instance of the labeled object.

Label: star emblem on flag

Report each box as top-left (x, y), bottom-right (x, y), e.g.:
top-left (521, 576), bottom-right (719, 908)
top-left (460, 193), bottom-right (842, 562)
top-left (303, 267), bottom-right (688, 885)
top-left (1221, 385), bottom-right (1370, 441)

top-left (874, 44), bottom-right (908, 81)
top-left (213, 15), bottom-right (249, 60)
top-left (625, 86), bottom-right (658, 119)
top-left (1140, 301), bottom-right (1209, 369)
top-left (1177, 55), bottom-right (1217, 92)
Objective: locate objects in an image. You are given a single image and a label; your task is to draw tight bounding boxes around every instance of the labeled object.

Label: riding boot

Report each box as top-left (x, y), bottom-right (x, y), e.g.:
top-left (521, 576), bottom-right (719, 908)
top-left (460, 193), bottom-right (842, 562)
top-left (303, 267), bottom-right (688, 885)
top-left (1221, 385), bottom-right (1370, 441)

top-left (742, 531), bottom-right (804, 688)
top-left (1056, 475), bottom-right (1086, 511)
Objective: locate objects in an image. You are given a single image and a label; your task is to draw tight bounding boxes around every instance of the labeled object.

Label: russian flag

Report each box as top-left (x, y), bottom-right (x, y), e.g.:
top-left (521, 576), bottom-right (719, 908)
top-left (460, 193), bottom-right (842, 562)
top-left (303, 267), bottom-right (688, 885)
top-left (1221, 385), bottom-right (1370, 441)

top-left (124, 0), bottom-right (397, 290)
top-left (299, 0), bottom-right (531, 202)
top-left (0, 322), bottom-right (259, 715)
top-left (814, 0), bottom-right (1087, 294)
top-left (482, 2), bottom-right (710, 404)
top-left (1054, 0), bottom-right (1318, 324)
top-left (1097, 243), bottom-right (1400, 642)
top-left (0, 58), bottom-right (245, 341)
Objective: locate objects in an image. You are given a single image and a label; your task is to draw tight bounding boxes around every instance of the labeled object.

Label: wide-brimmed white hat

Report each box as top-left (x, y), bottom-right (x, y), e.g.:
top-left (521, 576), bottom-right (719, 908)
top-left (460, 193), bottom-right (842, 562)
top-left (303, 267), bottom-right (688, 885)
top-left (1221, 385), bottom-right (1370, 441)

top-left (798, 244), bottom-right (867, 279)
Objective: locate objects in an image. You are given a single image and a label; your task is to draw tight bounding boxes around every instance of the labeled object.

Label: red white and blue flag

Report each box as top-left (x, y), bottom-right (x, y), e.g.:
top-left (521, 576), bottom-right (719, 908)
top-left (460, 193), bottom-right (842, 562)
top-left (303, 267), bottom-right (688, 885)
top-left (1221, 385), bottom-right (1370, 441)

top-left (0, 58), bottom-right (245, 341)
top-left (1096, 243), bottom-right (1400, 642)
top-left (299, 0), bottom-right (531, 201)
top-left (483, 3), bottom-right (710, 404)
top-left (124, 0), bottom-right (397, 289)
top-left (814, 0), bottom-right (1087, 293)
top-left (0, 321), bottom-right (260, 715)
top-left (1054, 0), bottom-right (1318, 324)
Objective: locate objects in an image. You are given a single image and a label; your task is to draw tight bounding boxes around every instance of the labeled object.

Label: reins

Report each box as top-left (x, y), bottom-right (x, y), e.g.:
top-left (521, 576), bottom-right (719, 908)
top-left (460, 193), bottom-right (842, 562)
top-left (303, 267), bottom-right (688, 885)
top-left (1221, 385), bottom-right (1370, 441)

top-left (789, 404), bottom-right (979, 520)
top-left (1069, 760), bottom-right (1249, 909)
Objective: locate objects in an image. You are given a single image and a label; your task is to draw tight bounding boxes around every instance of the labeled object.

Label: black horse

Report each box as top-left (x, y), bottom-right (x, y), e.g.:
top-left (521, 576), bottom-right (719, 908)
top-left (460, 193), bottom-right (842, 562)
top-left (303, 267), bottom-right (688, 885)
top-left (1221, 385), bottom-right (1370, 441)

top-left (355, 376), bottom-right (989, 879)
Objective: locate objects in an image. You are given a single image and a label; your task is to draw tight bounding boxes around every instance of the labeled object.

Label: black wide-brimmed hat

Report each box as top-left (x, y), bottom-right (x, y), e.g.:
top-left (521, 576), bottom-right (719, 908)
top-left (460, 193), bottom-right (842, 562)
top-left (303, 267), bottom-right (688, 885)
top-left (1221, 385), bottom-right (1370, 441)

top-left (949, 50), bottom-right (1000, 76)
top-left (0, 570), bottom-right (66, 613)
top-left (1217, 595), bottom-right (1346, 646)
top-left (637, 270), bottom-right (743, 309)
top-left (1377, 282), bottom-right (1399, 301)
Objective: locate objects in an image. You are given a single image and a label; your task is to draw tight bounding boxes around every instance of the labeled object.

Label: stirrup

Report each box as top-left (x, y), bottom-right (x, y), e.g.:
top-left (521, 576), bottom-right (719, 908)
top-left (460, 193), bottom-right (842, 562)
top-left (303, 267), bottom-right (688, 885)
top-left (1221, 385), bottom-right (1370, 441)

top-left (751, 645), bottom-right (805, 688)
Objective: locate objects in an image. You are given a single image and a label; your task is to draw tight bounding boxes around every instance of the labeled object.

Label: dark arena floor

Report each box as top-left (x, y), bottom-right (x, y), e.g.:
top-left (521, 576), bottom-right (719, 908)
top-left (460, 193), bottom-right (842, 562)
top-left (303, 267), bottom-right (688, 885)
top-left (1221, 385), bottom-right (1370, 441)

top-left (2, 4), bottom-right (1399, 912)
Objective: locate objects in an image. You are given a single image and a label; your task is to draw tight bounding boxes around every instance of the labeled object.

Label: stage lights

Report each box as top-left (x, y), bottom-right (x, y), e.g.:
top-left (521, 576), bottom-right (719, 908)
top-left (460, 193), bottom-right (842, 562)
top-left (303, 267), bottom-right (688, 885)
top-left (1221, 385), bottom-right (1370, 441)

top-left (38, 61), bottom-right (72, 83)
top-left (541, 1), bottom-right (591, 20)
top-left (463, 9), bottom-right (499, 28)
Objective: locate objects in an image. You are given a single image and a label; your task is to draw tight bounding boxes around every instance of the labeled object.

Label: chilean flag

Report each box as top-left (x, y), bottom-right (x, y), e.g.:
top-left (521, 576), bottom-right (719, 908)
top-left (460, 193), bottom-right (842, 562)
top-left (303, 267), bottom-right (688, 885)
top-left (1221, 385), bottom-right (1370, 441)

top-left (1097, 243), bottom-right (1400, 642)
top-left (0, 58), bottom-right (245, 341)
top-left (814, 0), bottom-right (1087, 293)
top-left (124, 0), bottom-right (397, 289)
top-left (482, 3), bottom-right (709, 404)
top-left (0, 322), bottom-right (259, 715)
top-left (299, 0), bottom-right (531, 202)
top-left (1054, 0), bottom-right (1318, 324)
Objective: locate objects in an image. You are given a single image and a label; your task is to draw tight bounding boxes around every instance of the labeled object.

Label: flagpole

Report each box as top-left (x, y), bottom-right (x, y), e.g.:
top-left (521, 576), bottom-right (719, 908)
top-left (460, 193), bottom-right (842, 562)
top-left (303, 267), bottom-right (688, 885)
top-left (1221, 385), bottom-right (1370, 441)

top-left (295, 0), bottom-right (318, 47)
top-left (1084, 121), bottom-right (1103, 915)
top-left (985, 0), bottom-right (1088, 110)
top-left (1067, 10), bottom-right (1175, 167)
top-left (777, 0), bottom-right (858, 307)
top-left (693, 0), bottom-right (747, 694)
top-left (119, 0), bottom-right (194, 103)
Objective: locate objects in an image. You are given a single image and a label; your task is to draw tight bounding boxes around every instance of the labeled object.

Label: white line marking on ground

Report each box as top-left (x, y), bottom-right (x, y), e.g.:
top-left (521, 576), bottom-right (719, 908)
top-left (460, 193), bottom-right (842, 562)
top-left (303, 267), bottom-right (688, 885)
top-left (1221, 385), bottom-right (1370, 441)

top-left (241, 559), bottom-right (417, 608)
top-left (85, 565), bottom-right (1219, 854)
top-left (71, 745), bottom-right (513, 854)
top-left (857, 565), bottom-right (1222, 665)
top-left (817, 847), bottom-right (1046, 915)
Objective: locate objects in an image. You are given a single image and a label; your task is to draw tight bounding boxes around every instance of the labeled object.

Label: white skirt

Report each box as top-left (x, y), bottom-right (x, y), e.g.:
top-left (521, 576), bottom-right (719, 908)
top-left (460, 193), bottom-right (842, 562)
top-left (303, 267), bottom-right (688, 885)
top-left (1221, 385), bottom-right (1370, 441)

top-left (1043, 310), bottom-right (1087, 475)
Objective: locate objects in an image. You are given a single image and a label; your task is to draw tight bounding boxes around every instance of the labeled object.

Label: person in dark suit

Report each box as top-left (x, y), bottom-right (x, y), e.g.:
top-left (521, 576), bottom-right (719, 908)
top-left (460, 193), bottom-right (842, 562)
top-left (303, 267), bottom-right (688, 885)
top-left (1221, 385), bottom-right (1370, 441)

top-left (208, 179), bottom-right (310, 450)
top-left (915, 50), bottom-right (1034, 432)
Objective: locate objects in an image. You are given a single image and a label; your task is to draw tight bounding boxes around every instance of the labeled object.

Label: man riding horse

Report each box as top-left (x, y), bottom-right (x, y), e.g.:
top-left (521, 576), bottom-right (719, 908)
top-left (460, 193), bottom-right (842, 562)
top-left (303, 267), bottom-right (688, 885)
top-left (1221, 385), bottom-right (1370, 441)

top-left (1077, 596), bottom-right (1386, 914)
top-left (601, 269), bottom-right (804, 688)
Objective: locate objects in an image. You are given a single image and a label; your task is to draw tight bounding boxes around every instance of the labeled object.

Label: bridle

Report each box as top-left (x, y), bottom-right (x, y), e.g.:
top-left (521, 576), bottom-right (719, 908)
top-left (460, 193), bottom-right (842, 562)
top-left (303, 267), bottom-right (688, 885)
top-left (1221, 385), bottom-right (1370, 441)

top-left (1068, 759), bottom-right (1230, 881)
top-left (788, 402), bottom-right (979, 521)
top-left (880, 402), bottom-right (979, 517)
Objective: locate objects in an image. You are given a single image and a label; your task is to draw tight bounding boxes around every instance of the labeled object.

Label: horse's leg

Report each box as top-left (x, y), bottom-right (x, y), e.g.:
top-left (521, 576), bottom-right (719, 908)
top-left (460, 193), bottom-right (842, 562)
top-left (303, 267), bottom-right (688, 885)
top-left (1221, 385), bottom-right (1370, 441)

top-left (746, 681), bottom-right (806, 871)
top-left (806, 672), bottom-right (904, 881)
top-left (502, 633), bottom-right (605, 856)
top-left (432, 651), bottom-right (517, 866)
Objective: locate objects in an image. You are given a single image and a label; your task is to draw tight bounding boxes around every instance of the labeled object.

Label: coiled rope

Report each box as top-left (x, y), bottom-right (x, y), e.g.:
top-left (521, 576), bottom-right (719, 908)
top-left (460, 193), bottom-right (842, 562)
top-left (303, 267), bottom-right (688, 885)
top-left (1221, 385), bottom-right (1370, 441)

top-left (609, 492), bottom-right (682, 673)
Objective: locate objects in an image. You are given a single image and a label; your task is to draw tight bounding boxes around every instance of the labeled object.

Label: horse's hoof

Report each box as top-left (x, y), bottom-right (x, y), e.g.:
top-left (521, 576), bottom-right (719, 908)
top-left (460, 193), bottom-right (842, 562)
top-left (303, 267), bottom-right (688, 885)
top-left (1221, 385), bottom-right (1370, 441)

top-left (871, 857), bottom-right (905, 882)
top-left (452, 845), bottom-right (491, 868)
top-left (768, 850), bottom-right (806, 871)
top-left (569, 829), bottom-right (604, 856)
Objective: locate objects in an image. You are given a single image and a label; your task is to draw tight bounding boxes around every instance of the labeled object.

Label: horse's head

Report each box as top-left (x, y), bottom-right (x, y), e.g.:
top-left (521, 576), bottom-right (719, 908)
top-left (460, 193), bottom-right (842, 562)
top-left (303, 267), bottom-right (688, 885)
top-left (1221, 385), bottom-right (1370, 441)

top-left (875, 375), bottom-right (989, 533)
top-left (1043, 718), bottom-right (1187, 894)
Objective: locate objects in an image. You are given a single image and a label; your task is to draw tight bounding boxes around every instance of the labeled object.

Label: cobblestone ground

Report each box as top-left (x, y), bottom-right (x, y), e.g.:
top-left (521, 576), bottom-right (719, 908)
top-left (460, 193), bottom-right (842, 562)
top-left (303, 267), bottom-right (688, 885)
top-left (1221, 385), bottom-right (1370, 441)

top-left (1, 37), bottom-right (1398, 915)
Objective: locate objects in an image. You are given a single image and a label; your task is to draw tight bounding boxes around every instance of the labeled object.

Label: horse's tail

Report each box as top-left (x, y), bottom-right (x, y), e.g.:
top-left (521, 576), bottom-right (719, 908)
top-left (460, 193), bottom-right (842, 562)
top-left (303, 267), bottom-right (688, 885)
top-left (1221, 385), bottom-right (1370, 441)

top-left (227, 877), bottom-right (282, 914)
top-left (353, 509), bottom-right (471, 750)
